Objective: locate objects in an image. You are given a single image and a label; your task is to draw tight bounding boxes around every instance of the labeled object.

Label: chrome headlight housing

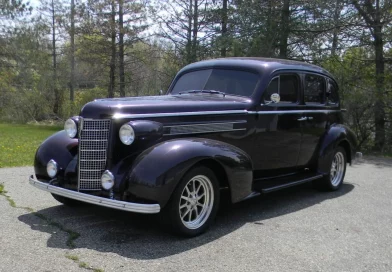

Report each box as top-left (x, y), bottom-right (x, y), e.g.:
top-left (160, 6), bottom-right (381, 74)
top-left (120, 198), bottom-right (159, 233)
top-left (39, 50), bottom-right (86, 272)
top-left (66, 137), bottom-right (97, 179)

top-left (47, 159), bottom-right (58, 178)
top-left (64, 118), bottom-right (77, 138)
top-left (119, 124), bottom-right (135, 145)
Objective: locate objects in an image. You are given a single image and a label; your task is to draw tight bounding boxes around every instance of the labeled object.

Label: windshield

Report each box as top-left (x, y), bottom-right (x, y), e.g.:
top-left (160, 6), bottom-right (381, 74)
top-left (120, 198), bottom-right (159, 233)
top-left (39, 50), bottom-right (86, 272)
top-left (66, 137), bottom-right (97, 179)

top-left (170, 69), bottom-right (260, 97)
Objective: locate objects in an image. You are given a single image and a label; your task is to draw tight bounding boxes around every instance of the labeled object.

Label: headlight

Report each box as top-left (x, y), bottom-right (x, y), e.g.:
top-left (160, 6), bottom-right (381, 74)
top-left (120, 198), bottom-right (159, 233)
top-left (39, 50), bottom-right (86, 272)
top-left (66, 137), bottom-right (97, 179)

top-left (64, 118), bottom-right (77, 138)
top-left (47, 159), bottom-right (58, 178)
top-left (119, 124), bottom-right (135, 145)
top-left (101, 170), bottom-right (115, 190)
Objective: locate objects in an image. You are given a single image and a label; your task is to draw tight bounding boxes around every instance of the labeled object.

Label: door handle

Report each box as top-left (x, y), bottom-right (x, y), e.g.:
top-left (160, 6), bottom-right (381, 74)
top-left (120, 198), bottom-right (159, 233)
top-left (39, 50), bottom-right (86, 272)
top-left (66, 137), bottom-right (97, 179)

top-left (297, 116), bottom-right (314, 122)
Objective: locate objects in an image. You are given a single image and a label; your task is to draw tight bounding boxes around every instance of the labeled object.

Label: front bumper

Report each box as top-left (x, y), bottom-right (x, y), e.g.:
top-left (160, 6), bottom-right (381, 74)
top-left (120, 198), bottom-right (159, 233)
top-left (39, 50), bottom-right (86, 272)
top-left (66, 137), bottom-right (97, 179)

top-left (29, 175), bottom-right (160, 214)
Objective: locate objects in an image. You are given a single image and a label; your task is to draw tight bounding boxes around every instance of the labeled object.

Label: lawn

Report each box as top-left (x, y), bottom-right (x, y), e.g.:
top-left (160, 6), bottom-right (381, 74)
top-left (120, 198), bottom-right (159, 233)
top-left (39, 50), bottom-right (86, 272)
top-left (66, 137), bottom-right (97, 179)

top-left (0, 123), bottom-right (62, 168)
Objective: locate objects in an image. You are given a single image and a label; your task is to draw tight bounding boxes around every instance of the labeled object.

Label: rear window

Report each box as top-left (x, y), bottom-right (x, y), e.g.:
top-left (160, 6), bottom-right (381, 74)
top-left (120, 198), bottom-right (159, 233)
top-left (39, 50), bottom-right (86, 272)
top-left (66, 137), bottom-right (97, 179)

top-left (170, 69), bottom-right (259, 97)
top-left (304, 74), bottom-right (326, 104)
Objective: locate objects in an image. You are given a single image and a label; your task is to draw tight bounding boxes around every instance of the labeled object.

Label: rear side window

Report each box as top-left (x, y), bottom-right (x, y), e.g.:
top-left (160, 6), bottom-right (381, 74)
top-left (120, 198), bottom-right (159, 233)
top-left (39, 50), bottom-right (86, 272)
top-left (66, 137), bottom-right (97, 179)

top-left (327, 79), bottom-right (339, 105)
top-left (264, 74), bottom-right (299, 103)
top-left (304, 74), bottom-right (326, 104)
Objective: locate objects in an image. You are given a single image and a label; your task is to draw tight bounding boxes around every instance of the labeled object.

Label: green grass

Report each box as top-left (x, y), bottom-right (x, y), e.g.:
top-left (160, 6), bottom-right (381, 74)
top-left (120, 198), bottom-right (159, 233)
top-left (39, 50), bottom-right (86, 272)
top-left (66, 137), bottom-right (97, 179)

top-left (0, 123), bottom-right (62, 167)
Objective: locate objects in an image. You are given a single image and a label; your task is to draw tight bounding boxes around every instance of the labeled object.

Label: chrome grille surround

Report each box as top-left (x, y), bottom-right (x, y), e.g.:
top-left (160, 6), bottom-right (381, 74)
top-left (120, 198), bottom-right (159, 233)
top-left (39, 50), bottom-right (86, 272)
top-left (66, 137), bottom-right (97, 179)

top-left (78, 118), bottom-right (111, 191)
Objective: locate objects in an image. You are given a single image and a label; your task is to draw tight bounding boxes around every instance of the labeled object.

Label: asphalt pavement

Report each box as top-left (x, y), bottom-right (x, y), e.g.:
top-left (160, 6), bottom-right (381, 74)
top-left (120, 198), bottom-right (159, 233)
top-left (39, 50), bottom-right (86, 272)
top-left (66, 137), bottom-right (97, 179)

top-left (0, 157), bottom-right (391, 272)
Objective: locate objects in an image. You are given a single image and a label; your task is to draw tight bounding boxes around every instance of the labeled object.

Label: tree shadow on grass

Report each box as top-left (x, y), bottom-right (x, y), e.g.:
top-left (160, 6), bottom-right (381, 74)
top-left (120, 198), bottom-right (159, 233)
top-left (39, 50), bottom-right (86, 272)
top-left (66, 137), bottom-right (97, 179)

top-left (18, 182), bottom-right (354, 260)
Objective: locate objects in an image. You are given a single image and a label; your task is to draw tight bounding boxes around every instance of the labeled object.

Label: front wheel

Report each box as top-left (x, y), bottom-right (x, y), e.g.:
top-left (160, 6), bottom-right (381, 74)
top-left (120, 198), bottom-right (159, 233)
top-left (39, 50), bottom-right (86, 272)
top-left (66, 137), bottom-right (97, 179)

top-left (163, 166), bottom-right (220, 237)
top-left (314, 146), bottom-right (347, 191)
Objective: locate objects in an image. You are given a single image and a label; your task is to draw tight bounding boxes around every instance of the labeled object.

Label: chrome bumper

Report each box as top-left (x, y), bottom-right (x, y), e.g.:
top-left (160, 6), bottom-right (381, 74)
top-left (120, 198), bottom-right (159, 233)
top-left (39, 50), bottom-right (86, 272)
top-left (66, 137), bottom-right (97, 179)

top-left (29, 175), bottom-right (160, 214)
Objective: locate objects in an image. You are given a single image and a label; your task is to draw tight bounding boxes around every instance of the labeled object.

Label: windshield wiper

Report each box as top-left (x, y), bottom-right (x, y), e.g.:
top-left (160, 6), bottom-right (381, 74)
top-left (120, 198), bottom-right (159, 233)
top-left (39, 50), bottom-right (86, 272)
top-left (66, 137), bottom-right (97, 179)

top-left (179, 89), bottom-right (226, 97)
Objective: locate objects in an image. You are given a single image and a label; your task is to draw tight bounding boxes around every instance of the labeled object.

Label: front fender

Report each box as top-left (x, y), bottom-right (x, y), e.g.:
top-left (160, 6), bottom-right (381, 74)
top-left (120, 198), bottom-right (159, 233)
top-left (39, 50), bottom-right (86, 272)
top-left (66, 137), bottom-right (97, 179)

top-left (34, 130), bottom-right (78, 179)
top-left (317, 124), bottom-right (357, 174)
top-left (125, 138), bottom-right (253, 207)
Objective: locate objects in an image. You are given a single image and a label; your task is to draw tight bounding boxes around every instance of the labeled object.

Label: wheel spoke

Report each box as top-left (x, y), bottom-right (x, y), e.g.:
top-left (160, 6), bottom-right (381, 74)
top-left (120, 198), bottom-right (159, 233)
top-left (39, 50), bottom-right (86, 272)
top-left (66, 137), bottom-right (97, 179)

top-left (192, 180), bottom-right (196, 193)
top-left (196, 183), bottom-right (203, 194)
top-left (195, 206), bottom-right (200, 217)
top-left (185, 185), bottom-right (191, 196)
top-left (182, 208), bottom-right (191, 220)
top-left (181, 195), bottom-right (190, 202)
top-left (197, 192), bottom-right (205, 201)
top-left (188, 209), bottom-right (192, 221)
top-left (180, 203), bottom-right (188, 209)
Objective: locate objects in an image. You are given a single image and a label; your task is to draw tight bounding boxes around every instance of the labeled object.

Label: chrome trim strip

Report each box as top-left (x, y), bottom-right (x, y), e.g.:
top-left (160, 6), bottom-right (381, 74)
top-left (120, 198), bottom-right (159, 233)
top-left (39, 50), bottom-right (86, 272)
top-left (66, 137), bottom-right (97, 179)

top-left (164, 128), bottom-right (246, 136)
top-left (247, 110), bottom-right (341, 114)
top-left (164, 121), bottom-right (246, 128)
top-left (164, 121), bottom-right (247, 135)
top-left (112, 110), bottom-right (248, 119)
top-left (112, 109), bottom-right (341, 119)
top-left (29, 176), bottom-right (160, 214)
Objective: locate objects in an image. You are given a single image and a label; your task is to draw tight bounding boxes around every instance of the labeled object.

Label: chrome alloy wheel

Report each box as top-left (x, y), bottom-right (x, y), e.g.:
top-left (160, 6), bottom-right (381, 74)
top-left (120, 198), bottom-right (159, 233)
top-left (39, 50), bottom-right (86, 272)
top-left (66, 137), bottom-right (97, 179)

top-left (179, 175), bottom-right (214, 230)
top-left (330, 151), bottom-right (345, 186)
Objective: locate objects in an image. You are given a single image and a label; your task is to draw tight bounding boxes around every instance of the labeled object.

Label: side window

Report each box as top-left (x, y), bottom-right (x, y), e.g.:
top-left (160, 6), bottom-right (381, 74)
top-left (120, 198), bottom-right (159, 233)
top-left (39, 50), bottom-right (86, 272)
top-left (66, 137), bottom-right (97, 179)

top-left (304, 74), bottom-right (326, 104)
top-left (264, 74), bottom-right (299, 103)
top-left (327, 79), bottom-right (339, 105)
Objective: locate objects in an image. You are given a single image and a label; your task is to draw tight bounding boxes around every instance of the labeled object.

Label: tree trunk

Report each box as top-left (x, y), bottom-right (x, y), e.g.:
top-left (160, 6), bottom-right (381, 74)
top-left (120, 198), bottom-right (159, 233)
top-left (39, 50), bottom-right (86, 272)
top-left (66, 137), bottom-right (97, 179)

top-left (331, 0), bottom-right (342, 56)
top-left (107, 0), bottom-right (116, 98)
top-left (279, 0), bottom-right (290, 59)
top-left (118, 0), bottom-right (125, 97)
top-left (192, 0), bottom-right (198, 62)
top-left (373, 24), bottom-right (385, 151)
top-left (51, 0), bottom-right (59, 115)
top-left (186, 0), bottom-right (193, 64)
top-left (220, 0), bottom-right (228, 57)
top-left (70, 0), bottom-right (75, 102)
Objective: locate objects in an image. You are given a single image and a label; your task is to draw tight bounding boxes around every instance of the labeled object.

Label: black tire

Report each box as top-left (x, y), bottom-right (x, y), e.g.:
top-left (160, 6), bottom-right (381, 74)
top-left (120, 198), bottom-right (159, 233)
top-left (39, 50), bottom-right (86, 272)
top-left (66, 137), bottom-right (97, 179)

top-left (162, 165), bottom-right (220, 237)
top-left (51, 193), bottom-right (83, 206)
top-left (314, 146), bottom-right (347, 191)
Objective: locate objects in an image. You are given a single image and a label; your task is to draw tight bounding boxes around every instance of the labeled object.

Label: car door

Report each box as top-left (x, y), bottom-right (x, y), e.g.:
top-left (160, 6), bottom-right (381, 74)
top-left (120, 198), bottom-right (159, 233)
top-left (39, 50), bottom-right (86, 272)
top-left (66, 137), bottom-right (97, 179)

top-left (297, 73), bottom-right (328, 167)
top-left (252, 73), bottom-right (302, 173)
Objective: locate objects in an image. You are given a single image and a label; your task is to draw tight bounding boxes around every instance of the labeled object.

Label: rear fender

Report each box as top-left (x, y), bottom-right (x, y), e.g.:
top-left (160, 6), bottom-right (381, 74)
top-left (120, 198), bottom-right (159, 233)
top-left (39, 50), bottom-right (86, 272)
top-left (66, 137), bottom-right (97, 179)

top-left (317, 124), bottom-right (357, 175)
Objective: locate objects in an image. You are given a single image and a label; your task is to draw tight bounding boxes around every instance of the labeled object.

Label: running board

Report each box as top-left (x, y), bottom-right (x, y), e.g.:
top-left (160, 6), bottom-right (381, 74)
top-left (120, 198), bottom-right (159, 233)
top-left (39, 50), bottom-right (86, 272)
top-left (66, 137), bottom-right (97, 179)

top-left (255, 174), bottom-right (323, 194)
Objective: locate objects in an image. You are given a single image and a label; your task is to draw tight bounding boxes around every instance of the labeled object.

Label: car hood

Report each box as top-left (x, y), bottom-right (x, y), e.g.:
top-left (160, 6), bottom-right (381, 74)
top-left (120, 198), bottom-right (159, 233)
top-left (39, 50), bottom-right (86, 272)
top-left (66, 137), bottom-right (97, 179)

top-left (80, 94), bottom-right (252, 119)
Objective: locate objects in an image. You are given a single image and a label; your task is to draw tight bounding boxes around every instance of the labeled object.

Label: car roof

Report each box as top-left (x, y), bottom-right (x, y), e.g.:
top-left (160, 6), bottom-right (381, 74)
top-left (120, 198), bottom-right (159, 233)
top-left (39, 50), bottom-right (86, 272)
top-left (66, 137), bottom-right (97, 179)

top-left (179, 57), bottom-right (336, 80)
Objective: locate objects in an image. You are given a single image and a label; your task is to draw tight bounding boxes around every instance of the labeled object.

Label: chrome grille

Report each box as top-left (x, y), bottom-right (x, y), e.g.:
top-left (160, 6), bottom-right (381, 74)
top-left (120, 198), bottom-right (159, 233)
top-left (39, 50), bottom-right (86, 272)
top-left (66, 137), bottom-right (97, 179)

top-left (78, 119), bottom-right (111, 190)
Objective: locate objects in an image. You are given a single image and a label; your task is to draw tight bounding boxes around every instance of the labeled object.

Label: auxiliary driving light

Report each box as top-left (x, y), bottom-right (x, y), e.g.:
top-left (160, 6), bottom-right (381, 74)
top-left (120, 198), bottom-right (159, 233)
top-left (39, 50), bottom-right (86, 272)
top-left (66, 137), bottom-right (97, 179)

top-left (47, 159), bottom-right (58, 178)
top-left (101, 170), bottom-right (115, 190)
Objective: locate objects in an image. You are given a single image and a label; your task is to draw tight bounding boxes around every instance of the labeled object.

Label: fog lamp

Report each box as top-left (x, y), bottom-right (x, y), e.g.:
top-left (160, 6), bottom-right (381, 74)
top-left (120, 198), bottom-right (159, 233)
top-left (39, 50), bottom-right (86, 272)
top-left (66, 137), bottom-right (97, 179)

top-left (47, 159), bottom-right (58, 178)
top-left (101, 170), bottom-right (115, 190)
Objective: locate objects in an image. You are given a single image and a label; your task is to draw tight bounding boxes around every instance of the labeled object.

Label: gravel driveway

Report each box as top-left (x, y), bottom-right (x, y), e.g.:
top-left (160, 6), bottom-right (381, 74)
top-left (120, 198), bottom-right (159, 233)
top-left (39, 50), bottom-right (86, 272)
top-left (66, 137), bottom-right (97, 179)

top-left (0, 158), bottom-right (391, 272)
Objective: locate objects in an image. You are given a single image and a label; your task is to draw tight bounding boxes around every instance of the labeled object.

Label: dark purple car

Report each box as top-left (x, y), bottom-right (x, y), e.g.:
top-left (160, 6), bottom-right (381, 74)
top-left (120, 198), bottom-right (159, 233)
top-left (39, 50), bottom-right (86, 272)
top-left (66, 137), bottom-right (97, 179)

top-left (30, 58), bottom-right (360, 236)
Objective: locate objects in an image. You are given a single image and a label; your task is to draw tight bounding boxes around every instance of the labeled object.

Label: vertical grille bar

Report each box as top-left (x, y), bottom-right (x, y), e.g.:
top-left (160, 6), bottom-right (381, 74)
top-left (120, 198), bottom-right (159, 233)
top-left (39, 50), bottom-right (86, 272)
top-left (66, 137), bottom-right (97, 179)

top-left (78, 119), bottom-right (111, 191)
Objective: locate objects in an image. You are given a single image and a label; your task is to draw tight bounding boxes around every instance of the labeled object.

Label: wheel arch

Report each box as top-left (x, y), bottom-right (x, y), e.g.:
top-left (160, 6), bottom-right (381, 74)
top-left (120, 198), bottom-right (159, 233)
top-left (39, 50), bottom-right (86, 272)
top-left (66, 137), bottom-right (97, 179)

top-left (338, 140), bottom-right (352, 164)
top-left (317, 124), bottom-right (357, 175)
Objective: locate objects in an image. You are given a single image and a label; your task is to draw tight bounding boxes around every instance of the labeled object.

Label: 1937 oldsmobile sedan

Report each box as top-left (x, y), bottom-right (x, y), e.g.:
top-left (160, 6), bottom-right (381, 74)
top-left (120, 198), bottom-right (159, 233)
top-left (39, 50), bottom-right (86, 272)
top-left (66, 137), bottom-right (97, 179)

top-left (29, 58), bottom-right (359, 236)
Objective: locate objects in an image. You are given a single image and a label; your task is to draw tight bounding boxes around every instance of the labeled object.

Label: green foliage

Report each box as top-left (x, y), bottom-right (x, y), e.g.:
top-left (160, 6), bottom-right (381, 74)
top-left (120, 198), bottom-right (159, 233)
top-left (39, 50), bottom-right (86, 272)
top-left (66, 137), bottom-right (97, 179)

top-left (0, 123), bottom-right (61, 167)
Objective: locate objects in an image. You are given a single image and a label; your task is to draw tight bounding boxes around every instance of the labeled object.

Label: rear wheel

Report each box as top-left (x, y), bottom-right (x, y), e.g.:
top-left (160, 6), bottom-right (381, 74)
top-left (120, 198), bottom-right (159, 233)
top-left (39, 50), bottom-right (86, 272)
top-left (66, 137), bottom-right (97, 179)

top-left (163, 166), bottom-right (220, 237)
top-left (51, 193), bottom-right (83, 206)
top-left (314, 146), bottom-right (347, 191)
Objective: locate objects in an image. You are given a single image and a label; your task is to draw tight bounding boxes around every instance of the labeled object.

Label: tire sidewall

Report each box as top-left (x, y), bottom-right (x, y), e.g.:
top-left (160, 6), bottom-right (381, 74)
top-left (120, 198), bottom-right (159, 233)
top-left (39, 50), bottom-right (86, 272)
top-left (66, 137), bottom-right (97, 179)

top-left (166, 165), bottom-right (220, 237)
